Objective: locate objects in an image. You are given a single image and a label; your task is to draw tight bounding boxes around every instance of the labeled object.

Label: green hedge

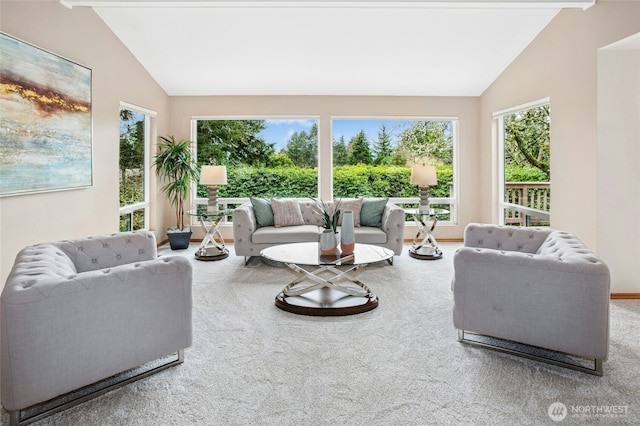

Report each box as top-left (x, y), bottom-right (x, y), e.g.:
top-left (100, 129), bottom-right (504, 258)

top-left (199, 165), bottom-right (453, 199)
top-left (505, 164), bottom-right (548, 182)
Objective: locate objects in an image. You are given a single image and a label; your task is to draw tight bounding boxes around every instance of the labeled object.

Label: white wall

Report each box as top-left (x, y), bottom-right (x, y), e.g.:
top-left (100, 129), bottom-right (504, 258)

top-left (0, 1), bottom-right (171, 286)
top-left (169, 95), bottom-right (481, 242)
top-left (597, 35), bottom-right (640, 293)
top-left (479, 0), bottom-right (640, 293)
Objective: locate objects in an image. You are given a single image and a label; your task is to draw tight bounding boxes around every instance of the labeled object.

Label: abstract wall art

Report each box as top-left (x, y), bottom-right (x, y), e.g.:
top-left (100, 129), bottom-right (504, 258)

top-left (0, 32), bottom-right (92, 197)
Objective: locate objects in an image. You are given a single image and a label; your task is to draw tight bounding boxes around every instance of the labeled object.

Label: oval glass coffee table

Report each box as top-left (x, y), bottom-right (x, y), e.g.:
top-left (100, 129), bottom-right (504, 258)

top-left (261, 242), bottom-right (393, 316)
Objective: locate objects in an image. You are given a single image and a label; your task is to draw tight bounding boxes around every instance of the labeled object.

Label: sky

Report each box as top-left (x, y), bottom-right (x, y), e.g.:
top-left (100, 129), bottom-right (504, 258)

top-left (259, 119), bottom-right (419, 152)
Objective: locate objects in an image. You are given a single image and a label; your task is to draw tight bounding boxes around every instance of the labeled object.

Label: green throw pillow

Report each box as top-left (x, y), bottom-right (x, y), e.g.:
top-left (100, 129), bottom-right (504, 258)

top-left (250, 197), bottom-right (275, 227)
top-left (360, 197), bottom-right (389, 227)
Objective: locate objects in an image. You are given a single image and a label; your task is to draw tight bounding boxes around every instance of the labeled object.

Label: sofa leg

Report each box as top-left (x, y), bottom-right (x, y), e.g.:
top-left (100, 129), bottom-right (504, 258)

top-left (595, 358), bottom-right (604, 376)
top-left (7, 350), bottom-right (185, 426)
top-left (457, 330), bottom-right (604, 376)
top-left (8, 410), bottom-right (19, 426)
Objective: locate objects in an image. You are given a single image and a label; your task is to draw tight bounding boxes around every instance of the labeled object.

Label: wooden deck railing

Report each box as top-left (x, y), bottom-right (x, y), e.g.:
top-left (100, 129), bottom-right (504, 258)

top-left (504, 182), bottom-right (550, 226)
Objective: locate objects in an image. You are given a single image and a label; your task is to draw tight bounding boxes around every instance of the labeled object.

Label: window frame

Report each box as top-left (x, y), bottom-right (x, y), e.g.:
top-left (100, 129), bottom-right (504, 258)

top-left (189, 115), bottom-right (459, 225)
top-left (118, 102), bottom-right (155, 231)
top-left (493, 98), bottom-right (551, 226)
top-left (330, 116), bottom-right (459, 225)
top-left (190, 115), bottom-right (321, 216)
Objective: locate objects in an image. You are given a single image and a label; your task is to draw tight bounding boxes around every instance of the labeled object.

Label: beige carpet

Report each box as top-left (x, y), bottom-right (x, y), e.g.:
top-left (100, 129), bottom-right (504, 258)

top-left (5, 242), bottom-right (640, 425)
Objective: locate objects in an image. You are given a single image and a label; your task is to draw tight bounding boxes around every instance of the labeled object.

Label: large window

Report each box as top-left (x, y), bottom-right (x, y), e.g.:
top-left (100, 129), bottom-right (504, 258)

top-left (495, 100), bottom-right (550, 226)
top-left (332, 118), bottom-right (457, 223)
top-left (191, 117), bottom-right (457, 224)
top-left (119, 103), bottom-right (153, 231)
top-left (193, 118), bottom-right (319, 211)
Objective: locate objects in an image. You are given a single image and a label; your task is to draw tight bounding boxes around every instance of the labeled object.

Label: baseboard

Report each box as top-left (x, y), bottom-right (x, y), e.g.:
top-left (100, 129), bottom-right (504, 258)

top-left (160, 238), bottom-right (461, 247)
top-left (154, 240), bottom-right (639, 299)
top-left (403, 238), bottom-right (463, 243)
top-left (185, 238), bottom-right (463, 244)
top-left (610, 293), bottom-right (640, 300)
top-left (156, 238), bottom-right (235, 247)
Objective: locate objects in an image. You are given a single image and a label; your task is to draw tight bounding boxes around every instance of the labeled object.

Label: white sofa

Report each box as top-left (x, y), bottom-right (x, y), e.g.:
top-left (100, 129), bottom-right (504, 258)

top-left (232, 198), bottom-right (405, 262)
top-left (1, 231), bottom-right (192, 424)
top-left (452, 223), bottom-right (610, 375)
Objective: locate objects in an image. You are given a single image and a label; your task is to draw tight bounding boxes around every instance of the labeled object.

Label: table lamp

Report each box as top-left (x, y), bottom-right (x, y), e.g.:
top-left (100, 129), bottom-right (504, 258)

top-left (200, 165), bottom-right (227, 210)
top-left (411, 165), bottom-right (438, 213)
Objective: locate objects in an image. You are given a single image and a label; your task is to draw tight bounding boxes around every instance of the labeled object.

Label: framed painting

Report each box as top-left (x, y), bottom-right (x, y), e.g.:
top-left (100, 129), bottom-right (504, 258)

top-left (0, 32), bottom-right (92, 197)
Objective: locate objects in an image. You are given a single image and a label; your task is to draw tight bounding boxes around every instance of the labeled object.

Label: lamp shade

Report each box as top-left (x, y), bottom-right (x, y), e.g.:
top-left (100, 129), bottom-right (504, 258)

top-left (411, 165), bottom-right (438, 186)
top-left (200, 165), bottom-right (227, 185)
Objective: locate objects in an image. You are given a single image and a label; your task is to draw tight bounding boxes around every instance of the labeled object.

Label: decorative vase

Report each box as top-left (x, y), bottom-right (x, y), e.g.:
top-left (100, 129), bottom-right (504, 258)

top-left (340, 210), bottom-right (355, 254)
top-left (319, 229), bottom-right (339, 255)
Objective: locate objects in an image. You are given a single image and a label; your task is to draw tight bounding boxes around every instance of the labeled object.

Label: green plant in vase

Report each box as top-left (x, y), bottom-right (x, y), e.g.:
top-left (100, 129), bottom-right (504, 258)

top-left (311, 198), bottom-right (342, 232)
top-left (312, 198), bottom-right (342, 255)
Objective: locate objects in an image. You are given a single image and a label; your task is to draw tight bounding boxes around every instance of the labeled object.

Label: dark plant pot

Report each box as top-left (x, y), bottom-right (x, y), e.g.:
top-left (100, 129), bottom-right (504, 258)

top-left (168, 229), bottom-right (192, 250)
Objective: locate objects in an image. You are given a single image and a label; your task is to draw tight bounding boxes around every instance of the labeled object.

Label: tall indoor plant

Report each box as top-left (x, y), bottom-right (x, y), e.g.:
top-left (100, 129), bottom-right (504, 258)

top-left (153, 135), bottom-right (200, 250)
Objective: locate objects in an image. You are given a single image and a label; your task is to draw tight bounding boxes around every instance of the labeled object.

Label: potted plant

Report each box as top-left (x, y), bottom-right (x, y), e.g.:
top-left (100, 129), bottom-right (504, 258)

top-left (312, 198), bottom-right (341, 255)
top-left (153, 135), bottom-right (200, 250)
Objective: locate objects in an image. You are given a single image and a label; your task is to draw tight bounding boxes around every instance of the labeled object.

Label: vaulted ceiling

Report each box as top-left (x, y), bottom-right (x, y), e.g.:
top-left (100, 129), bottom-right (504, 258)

top-left (61, 1), bottom-right (595, 96)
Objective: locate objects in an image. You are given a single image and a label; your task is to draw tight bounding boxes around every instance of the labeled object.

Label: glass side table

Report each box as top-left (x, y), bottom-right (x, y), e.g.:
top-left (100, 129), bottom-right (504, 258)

top-left (186, 208), bottom-right (232, 261)
top-left (405, 208), bottom-right (444, 260)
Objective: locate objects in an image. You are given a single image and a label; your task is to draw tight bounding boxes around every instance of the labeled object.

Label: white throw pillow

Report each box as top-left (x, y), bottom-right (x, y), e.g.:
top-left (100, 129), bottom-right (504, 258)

top-left (271, 198), bottom-right (305, 228)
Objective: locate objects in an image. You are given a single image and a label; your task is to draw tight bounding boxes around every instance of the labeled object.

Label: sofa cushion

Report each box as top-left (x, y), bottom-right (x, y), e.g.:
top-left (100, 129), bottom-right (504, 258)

top-left (299, 200), bottom-right (323, 225)
top-left (250, 197), bottom-right (275, 228)
top-left (360, 197), bottom-right (389, 228)
top-left (252, 225), bottom-right (322, 244)
top-left (336, 197), bottom-right (363, 227)
top-left (271, 198), bottom-right (305, 227)
top-left (353, 226), bottom-right (387, 244)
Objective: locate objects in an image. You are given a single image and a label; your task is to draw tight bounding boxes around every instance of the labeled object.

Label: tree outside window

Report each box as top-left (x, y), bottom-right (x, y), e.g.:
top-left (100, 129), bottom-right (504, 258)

top-left (119, 108), bottom-right (147, 231)
top-left (196, 119), bottom-right (318, 200)
top-left (501, 104), bottom-right (551, 226)
top-left (194, 118), bottom-right (456, 222)
top-left (332, 119), bottom-right (455, 221)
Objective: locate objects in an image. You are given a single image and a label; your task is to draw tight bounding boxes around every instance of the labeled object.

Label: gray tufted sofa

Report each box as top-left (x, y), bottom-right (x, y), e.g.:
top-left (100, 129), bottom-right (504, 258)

top-left (233, 198), bottom-right (405, 262)
top-left (452, 223), bottom-right (610, 375)
top-left (1, 231), bottom-right (192, 424)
